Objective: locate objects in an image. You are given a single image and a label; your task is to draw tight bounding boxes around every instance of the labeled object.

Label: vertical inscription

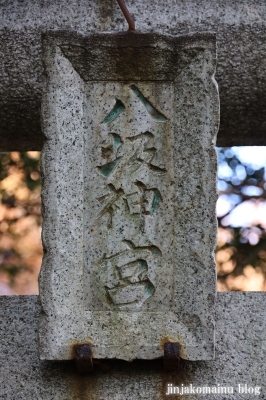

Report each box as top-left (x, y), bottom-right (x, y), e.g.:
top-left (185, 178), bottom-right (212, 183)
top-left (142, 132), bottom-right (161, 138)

top-left (40, 32), bottom-right (218, 362)
top-left (98, 86), bottom-right (166, 308)
top-left (84, 82), bottom-right (175, 311)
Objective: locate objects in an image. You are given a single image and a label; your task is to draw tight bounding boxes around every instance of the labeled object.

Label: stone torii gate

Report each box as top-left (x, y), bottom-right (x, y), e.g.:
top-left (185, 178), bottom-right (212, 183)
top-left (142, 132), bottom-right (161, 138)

top-left (0, 1), bottom-right (266, 399)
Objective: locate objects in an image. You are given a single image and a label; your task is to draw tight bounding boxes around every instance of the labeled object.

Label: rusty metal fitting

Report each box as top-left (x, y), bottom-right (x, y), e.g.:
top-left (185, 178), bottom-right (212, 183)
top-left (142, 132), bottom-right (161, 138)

top-left (116, 0), bottom-right (136, 31)
top-left (75, 344), bottom-right (93, 373)
top-left (164, 342), bottom-right (180, 372)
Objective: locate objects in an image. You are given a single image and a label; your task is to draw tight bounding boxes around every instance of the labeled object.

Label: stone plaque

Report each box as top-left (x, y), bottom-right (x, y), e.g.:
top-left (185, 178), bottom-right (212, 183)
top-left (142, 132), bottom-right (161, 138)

top-left (39, 31), bottom-right (219, 361)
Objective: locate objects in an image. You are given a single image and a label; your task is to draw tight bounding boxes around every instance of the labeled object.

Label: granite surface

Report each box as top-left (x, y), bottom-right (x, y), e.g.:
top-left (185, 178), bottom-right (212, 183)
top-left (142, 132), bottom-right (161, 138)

top-left (0, 0), bottom-right (266, 150)
top-left (1, 293), bottom-right (265, 399)
top-left (39, 31), bottom-right (219, 361)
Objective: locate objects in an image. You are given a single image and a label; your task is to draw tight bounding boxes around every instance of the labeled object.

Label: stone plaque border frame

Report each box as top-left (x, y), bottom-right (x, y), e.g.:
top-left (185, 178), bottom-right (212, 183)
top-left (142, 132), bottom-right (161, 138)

top-left (39, 30), bottom-right (219, 361)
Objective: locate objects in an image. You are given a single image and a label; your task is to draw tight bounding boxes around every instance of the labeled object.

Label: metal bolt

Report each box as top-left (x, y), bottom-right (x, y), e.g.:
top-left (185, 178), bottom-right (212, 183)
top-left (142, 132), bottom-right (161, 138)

top-left (164, 342), bottom-right (180, 372)
top-left (75, 344), bottom-right (93, 373)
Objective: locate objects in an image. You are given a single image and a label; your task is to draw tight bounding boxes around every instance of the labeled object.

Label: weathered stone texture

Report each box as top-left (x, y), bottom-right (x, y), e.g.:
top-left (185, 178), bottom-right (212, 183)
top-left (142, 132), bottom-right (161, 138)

top-left (39, 31), bottom-right (218, 361)
top-left (0, 293), bottom-right (265, 399)
top-left (0, 0), bottom-right (266, 150)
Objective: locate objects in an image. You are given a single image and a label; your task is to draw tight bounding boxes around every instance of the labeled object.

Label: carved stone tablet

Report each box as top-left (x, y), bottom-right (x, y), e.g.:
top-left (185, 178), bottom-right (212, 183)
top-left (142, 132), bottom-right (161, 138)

top-left (39, 31), bottom-right (219, 361)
